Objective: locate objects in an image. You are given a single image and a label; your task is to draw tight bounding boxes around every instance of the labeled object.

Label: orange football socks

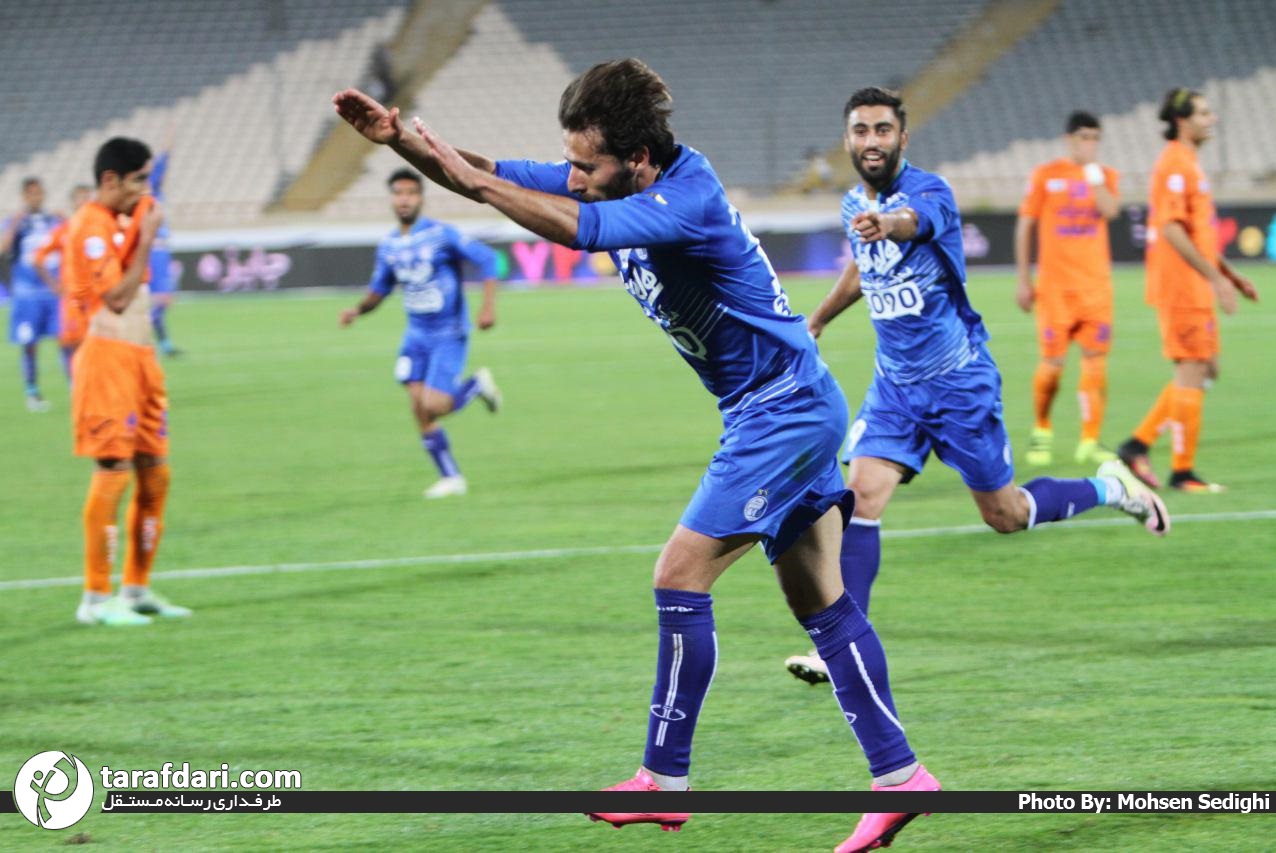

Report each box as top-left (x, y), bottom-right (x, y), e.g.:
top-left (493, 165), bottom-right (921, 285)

top-left (1169, 386), bottom-right (1205, 473)
top-left (1133, 381), bottom-right (1174, 447)
top-left (83, 468), bottom-right (130, 594)
top-left (1032, 362), bottom-right (1063, 430)
top-left (1077, 356), bottom-right (1107, 442)
top-left (123, 463), bottom-right (171, 587)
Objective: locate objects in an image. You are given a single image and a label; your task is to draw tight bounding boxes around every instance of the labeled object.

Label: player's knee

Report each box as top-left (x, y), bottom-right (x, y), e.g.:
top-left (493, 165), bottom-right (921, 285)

top-left (980, 504), bottom-right (1025, 534)
top-left (847, 488), bottom-right (888, 520)
top-left (652, 557), bottom-right (689, 589)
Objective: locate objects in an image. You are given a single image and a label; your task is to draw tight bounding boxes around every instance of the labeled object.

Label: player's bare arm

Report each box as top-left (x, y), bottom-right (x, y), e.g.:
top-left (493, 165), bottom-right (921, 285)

top-left (1219, 259), bottom-right (1259, 302)
top-left (339, 290), bottom-right (385, 326)
top-left (1090, 179), bottom-right (1119, 219)
top-left (1013, 214), bottom-right (1037, 312)
top-left (414, 121), bottom-right (581, 247)
top-left (103, 202), bottom-right (163, 313)
top-left (476, 278), bottom-right (497, 330)
top-left (1079, 160), bottom-right (1120, 219)
top-left (331, 89), bottom-right (495, 201)
top-left (852, 208), bottom-right (918, 243)
top-left (1161, 220), bottom-right (1238, 314)
top-left (808, 258), bottom-right (863, 338)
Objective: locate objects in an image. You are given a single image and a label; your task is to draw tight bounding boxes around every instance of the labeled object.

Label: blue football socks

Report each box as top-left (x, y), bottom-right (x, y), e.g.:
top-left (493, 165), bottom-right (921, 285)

top-left (799, 593), bottom-right (915, 777)
top-left (841, 517), bottom-right (882, 615)
top-left (1020, 477), bottom-right (1103, 527)
top-left (452, 376), bottom-right (481, 411)
top-left (422, 429), bottom-right (461, 477)
top-left (642, 588), bottom-right (717, 777)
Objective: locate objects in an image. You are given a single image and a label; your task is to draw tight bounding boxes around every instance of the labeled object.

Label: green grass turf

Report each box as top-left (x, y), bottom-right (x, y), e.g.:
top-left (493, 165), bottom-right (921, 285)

top-left (1, 264), bottom-right (1273, 851)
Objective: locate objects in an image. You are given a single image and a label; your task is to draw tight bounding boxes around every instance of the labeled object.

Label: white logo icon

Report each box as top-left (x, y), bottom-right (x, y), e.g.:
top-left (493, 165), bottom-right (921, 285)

top-left (650, 704), bottom-right (688, 722)
top-left (14, 751), bottom-right (95, 830)
top-left (743, 494), bottom-right (768, 521)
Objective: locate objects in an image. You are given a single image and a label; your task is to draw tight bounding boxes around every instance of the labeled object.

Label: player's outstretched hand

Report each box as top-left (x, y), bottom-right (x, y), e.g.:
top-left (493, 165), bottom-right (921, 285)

top-left (412, 118), bottom-right (484, 195)
top-left (333, 89), bottom-right (402, 145)
top-left (338, 308), bottom-right (359, 327)
top-left (476, 303), bottom-right (495, 330)
top-left (851, 210), bottom-right (890, 243)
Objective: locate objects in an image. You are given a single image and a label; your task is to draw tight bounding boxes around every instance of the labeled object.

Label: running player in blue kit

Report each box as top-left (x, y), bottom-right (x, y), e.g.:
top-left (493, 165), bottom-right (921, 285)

top-left (2, 177), bottom-right (64, 411)
top-left (335, 60), bottom-right (936, 852)
top-left (341, 168), bottom-right (501, 500)
top-left (783, 89), bottom-right (1170, 693)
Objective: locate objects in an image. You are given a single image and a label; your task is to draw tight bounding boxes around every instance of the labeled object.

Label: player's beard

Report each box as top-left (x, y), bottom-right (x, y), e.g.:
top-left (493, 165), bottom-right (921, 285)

top-left (396, 204), bottom-right (421, 225)
top-left (851, 145), bottom-right (902, 193)
top-left (586, 166), bottom-right (639, 202)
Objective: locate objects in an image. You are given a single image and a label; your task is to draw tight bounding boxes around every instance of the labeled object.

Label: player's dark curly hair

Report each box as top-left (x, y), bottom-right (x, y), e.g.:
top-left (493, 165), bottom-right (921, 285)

top-left (558, 59), bottom-right (676, 169)
top-left (93, 137), bottom-right (152, 185)
top-left (1158, 88), bottom-right (1201, 140)
top-left (387, 168), bottom-right (423, 188)
top-left (843, 87), bottom-right (907, 131)
top-left (1065, 111), bottom-right (1100, 134)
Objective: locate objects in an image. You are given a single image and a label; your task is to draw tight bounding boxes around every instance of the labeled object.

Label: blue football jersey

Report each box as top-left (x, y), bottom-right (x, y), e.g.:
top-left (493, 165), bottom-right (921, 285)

top-left (842, 161), bottom-right (987, 384)
top-left (5, 212), bottom-right (61, 298)
top-left (496, 145), bottom-right (827, 416)
top-left (369, 217), bottom-right (498, 343)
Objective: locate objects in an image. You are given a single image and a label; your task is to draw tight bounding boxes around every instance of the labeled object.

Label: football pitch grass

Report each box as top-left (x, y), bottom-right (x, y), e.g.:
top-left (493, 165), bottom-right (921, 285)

top-left (2, 265), bottom-right (1274, 851)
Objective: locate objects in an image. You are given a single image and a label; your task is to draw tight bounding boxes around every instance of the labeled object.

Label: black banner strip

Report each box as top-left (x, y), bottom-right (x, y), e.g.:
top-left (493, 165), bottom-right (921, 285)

top-left (4, 790), bottom-right (1272, 815)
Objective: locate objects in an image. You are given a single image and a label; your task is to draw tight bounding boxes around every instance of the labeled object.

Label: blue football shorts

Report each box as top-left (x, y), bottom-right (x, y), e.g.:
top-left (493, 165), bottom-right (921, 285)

top-left (842, 346), bottom-right (1015, 493)
top-left (9, 294), bottom-right (59, 344)
top-left (682, 371), bottom-right (855, 563)
top-left (394, 334), bottom-right (469, 396)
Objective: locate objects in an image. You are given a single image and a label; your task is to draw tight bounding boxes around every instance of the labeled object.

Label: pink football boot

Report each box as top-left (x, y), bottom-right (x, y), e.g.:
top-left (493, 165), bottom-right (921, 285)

top-left (587, 768), bottom-right (690, 831)
top-left (836, 764), bottom-right (940, 852)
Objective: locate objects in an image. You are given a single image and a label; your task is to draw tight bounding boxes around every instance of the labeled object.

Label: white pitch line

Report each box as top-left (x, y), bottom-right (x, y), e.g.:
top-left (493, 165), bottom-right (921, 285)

top-left (3, 510), bottom-right (1274, 592)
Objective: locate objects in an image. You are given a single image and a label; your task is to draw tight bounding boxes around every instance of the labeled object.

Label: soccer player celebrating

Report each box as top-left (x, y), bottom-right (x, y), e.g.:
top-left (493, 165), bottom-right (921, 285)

top-left (1116, 88), bottom-right (1258, 493)
top-left (336, 59), bottom-right (938, 852)
top-left (1015, 111), bottom-right (1120, 466)
top-left (783, 88), bottom-right (1168, 690)
top-left (340, 168), bottom-right (501, 499)
top-left (1, 177), bottom-right (63, 411)
top-left (66, 137), bottom-right (190, 626)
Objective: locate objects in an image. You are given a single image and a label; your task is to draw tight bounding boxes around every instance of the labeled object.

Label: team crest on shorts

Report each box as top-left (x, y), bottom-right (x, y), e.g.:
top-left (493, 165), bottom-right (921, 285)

top-left (743, 490), bottom-right (769, 521)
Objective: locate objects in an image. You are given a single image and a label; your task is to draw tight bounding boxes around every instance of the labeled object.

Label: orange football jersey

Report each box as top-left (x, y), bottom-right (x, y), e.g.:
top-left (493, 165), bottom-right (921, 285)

top-left (1145, 140), bottom-right (1218, 309)
top-left (1019, 158), bottom-right (1117, 294)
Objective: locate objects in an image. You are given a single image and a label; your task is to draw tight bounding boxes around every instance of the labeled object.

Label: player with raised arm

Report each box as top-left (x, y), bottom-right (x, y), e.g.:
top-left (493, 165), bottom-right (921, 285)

top-left (340, 168), bottom-right (501, 499)
top-left (336, 59), bottom-right (938, 852)
top-left (66, 137), bottom-right (190, 626)
top-left (782, 88), bottom-right (1168, 688)
top-left (1115, 88), bottom-right (1257, 493)
top-left (1015, 111), bottom-right (1120, 466)
top-left (2, 177), bottom-right (63, 411)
